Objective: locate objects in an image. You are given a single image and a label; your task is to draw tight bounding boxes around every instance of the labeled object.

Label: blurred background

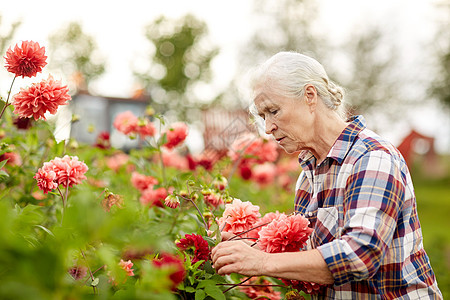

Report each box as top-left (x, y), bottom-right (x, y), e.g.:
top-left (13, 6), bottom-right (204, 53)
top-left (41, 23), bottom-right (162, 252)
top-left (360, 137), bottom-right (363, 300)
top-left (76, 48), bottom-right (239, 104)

top-left (0, 0), bottom-right (449, 296)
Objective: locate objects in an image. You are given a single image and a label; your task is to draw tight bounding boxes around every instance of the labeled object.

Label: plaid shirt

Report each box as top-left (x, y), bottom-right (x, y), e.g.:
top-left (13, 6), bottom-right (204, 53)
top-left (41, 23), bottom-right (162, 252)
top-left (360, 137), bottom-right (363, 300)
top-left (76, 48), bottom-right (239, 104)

top-left (295, 116), bottom-right (442, 299)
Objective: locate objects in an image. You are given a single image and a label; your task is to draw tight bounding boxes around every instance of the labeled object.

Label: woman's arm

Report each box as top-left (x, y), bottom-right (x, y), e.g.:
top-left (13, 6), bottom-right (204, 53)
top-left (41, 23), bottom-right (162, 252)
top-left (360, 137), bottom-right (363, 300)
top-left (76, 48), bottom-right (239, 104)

top-left (211, 239), bottom-right (334, 285)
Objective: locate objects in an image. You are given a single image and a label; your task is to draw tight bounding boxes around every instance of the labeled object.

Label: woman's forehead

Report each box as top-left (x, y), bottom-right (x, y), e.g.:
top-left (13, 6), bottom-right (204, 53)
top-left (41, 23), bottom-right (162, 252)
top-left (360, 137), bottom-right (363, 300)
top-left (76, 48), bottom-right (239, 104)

top-left (254, 92), bottom-right (280, 110)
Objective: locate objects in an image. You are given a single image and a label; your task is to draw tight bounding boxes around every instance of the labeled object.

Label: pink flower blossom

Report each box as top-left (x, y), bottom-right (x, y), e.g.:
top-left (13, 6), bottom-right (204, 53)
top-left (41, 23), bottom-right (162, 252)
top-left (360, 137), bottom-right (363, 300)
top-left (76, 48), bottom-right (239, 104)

top-left (203, 190), bottom-right (224, 208)
top-left (13, 75), bottom-right (71, 120)
top-left (68, 265), bottom-right (88, 281)
top-left (163, 122), bottom-right (188, 149)
top-left (34, 168), bottom-right (58, 194)
top-left (131, 172), bottom-right (158, 192)
top-left (4, 40), bottom-right (47, 78)
top-left (140, 187), bottom-right (168, 208)
top-left (248, 211), bottom-right (285, 240)
top-left (218, 199), bottom-right (261, 237)
top-left (113, 111), bottom-right (138, 135)
top-left (228, 134), bottom-right (278, 165)
top-left (119, 259), bottom-right (134, 276)
top-left (258, 214), bottom-right (312, 253)
top-left (162, 149), bottom-right (188, 170)
top-left (106, 153), bottom-right (129, 172)
top-left (46, 155), bottom-right (89, 188)
top-left (0, 152), bottom-right (22, 166)
top-left (176, 233), bottom-right (210, 264)
top-left (34, 155), bottom-right (88, 193)
top-left (251, 162), bottom-right (277, 186)
top-left (136, 120), bottom-right (156, 138)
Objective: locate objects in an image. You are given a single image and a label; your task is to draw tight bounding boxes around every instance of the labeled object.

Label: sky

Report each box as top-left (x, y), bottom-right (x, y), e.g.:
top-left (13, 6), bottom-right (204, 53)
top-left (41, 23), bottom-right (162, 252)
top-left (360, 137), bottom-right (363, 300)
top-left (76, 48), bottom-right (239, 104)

top-left (0, 0), bottom-right (449, 153)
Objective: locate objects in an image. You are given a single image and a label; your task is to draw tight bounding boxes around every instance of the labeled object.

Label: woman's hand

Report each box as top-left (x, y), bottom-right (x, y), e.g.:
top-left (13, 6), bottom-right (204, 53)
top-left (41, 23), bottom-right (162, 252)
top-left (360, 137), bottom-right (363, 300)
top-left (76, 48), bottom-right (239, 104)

top-left (211, 239), bottom-right (269, 276)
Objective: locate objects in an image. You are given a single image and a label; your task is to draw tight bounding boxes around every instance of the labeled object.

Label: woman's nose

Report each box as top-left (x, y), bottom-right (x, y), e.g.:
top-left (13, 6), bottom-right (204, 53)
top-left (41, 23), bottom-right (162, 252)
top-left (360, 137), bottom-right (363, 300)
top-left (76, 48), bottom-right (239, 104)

top-left (265, 120), bottom-right (276, 135)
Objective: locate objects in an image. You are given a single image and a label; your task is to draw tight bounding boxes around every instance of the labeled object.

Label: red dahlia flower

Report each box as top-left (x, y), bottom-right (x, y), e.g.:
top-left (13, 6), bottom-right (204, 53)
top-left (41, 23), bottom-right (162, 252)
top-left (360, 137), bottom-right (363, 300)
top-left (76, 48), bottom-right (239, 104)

top-left (113, 111), bottom-right (138, 135)
top-left (139, 187), bottom-right (168, 208)
top-left (176, 233), bottom-right (209, 264)
top-left (152, 253), bottom-right (186, 290)
top-left (131, 172), bottom-right (158, 192)
top-left (163, 122), bottom-right (188, 149)
top-left (4, 40), bottom-right (47, 78)
top-left (12, 75), bottom-right (71, 120)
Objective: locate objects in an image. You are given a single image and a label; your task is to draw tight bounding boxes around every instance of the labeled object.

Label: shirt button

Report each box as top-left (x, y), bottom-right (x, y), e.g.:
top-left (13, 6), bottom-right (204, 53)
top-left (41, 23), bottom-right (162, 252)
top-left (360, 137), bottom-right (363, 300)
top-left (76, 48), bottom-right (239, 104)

top-left (308, 212), bottom-right (313, 216)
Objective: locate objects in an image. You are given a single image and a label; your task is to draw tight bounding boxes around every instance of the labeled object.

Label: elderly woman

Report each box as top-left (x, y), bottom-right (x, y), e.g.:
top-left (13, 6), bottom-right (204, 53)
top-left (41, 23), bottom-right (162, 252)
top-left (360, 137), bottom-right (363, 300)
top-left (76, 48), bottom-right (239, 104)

top-left (211, 52), bottom-right (442, 299)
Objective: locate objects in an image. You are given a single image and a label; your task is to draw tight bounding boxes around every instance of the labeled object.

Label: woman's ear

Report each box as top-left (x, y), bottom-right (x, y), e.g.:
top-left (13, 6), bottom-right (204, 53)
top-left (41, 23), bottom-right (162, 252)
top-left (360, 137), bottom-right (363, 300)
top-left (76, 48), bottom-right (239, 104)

top-left (304, 84), bottom-right (318, 107)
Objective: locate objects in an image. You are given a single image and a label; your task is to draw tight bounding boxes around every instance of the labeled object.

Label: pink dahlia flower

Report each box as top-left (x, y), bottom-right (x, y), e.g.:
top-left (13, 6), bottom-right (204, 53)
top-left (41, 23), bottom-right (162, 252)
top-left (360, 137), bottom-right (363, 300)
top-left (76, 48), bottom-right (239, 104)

top-left (139, 187), bottom-right (167, 208)
top-left (162, 149), bottom-right (188, 170)
top-left (35, 155), bottom-right (88, 193)
top-left (163, 122), bottom-right (188, 149)
top-left (228, 134), bottom-right (278, 165)
top-left (176, 233), bottom-right (210, 264)
top-left (119, 259), bottom-right (134, 277)
top-left (131, 172), bottom-right (158, 192)
top-left (113, 111), bottom-right (138, 135)
top-left (106, 153), bottom-right (129, 172)
top-left (258, 214), bottom-right (312, 253)
top-left (218, 199), bottom-right (261, 237)
top-left (203, 191), bottom-right (224, 208)
top-left (34, 168), bottom-right (58, 194)
top-left (248, 211), bottom-right (285, 240)
top-left (0, 152), bottom-right (22, 166)
top-left (251, 162), bottom-right (277, 186)
top-left (47, 155), bottom-right (88, 188)
top-left (12, 75), bottom-right (71, 120)
top-left (4, 40), bottom-right (47, 78)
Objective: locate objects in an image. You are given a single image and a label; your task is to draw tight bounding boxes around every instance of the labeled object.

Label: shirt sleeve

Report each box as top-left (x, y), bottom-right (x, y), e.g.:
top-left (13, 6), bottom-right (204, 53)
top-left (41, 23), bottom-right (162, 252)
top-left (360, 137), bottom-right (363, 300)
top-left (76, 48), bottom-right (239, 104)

top-left (317, 150), bottom-right (405, 285)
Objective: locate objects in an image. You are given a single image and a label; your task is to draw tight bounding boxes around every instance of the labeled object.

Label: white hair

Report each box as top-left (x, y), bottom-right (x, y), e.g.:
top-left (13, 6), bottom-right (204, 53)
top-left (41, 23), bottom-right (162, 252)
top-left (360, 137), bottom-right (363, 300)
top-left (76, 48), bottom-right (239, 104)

top-left (250, 51), bottom-right (347, 119)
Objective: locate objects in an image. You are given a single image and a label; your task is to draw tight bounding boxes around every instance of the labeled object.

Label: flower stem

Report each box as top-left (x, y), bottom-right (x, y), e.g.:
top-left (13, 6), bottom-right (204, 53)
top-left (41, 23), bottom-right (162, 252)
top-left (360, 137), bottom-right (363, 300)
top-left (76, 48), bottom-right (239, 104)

top-left (177, 193), bottom-right (209, 230)
top-left (0, 76), bottom-right (17, 120)
top-left (228, 221), bottom-right (271, 241)
top-left (80, 248), bottom-right (97, 295)
top-left (223, 276), bottom-right (253, 293)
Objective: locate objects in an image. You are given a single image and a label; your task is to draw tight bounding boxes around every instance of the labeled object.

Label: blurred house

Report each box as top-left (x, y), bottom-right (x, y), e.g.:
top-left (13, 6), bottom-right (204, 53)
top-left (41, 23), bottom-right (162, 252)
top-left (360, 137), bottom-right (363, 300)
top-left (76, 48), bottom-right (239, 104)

top-left (69, 91), bottom-right (149, 150)
top-left (397, 130), bottom-right (446, 177)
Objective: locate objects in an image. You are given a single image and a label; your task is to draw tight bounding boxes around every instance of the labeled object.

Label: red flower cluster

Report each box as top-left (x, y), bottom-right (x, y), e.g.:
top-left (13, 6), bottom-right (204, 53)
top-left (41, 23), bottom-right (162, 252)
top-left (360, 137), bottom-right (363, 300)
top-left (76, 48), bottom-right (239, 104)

top-left (163, 122), bottom-right (188, 149)
top-left (94, 131), bottom-right (111, 149)
top-left (12, 75), bottom-right (71, 120)
top-left (34, 155), bottom-right (88, 194)
top-left (176, 233), bottom-right (210, 264)
top-left (4, 40), bottom-right (47, 78)
top-left (257, 214), bottom-right (312, 253)
top-left (113, 110), bottom-right (156, 138)
top-left (218, 198), bottom-right (261, 237)
top-left (152, 253), bottom-right (186, 290)
top-left (281, 279), bottom-right (326, 295)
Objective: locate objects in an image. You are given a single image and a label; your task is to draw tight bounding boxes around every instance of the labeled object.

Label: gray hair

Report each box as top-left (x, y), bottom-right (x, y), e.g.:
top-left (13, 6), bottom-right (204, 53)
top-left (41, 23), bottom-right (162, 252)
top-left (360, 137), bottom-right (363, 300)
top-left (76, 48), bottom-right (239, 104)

top-left (250, 51), bottom-right (347, 119)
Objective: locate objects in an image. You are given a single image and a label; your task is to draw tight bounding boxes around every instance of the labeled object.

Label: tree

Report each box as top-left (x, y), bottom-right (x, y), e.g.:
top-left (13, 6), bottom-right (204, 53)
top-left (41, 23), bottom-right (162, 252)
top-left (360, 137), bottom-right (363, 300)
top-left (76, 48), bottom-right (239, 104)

top-left (135, 14), bottom-right (218, 122)
top-left (430, 1), bottom-right (450, 110)
top-left (48, 22), bottom-right (106, 93)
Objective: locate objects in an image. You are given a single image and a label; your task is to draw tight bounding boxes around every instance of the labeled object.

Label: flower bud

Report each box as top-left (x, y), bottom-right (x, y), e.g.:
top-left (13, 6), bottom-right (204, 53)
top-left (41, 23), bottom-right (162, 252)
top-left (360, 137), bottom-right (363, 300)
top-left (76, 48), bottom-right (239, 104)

top-left (165, 194), bottom-right (180, 209)
top-left (212, 176), bottom-right (228, 191)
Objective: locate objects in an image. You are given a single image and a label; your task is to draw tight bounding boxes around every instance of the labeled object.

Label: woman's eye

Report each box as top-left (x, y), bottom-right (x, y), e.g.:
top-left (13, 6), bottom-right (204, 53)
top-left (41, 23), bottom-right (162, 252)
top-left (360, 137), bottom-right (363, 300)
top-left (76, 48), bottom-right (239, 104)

top-left (270, 110), bottom-right (278, 115)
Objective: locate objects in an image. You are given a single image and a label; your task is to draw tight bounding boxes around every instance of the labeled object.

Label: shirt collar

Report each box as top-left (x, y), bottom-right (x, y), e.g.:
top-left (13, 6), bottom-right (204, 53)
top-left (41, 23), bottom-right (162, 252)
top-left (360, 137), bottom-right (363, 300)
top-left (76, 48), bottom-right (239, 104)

top-left (298, 115), bottom-right (366, 168)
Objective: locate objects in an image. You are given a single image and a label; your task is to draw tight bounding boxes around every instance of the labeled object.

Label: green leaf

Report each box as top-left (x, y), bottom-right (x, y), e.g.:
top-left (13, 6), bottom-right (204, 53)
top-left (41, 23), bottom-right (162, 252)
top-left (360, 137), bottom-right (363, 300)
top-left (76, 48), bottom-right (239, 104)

top-left (34, 225), bottom-right (55, 237)
top-left (196, 280), bottom-right (215, 289)
top-left (91, 277), bottom-right (99, 287)
top-left (0, 159), bottom-right (8, 169)
top-left (204, 285), bottom-right (225, 300)
top-left (185, 286), bottom-right (196, 293)
top-left (195, 289), bottom-right (206, 300)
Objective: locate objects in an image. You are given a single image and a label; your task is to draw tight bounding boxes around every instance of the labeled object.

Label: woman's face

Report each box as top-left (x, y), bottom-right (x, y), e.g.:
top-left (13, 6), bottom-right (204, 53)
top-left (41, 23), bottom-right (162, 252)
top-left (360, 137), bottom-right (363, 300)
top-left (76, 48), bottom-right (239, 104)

top-left (254, 88), bottom-right (315, 154)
